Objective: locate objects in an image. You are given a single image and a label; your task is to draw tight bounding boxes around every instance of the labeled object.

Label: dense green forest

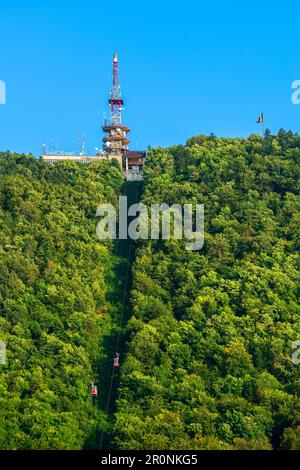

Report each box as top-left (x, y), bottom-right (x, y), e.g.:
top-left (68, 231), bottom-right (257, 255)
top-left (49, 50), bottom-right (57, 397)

top-left (0, 153), bottom-right (124, 449)
top-left (114, 130), bottom-right (300, 450)
top-left (0, 130), bottom-right (300, 450)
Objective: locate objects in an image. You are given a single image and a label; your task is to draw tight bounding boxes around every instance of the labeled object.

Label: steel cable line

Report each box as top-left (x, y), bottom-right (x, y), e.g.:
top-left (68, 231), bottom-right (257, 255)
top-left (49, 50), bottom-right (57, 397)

top-left (98, 176), bottom-right (141, 450)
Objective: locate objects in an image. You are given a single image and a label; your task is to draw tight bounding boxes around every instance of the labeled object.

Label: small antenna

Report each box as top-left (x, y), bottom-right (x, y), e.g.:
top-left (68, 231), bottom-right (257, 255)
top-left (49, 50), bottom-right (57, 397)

top-left (81, 132), bottom-right (86, 155)
top-left (77, 127), bottom-right (81, 154)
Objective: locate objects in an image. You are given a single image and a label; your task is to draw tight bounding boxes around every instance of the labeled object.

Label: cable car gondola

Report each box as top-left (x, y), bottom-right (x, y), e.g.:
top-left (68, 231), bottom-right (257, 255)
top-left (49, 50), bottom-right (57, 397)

top-left (90, 382), bottom-right (98, 397)
top-left (114, 352), bottom-right (120, 367)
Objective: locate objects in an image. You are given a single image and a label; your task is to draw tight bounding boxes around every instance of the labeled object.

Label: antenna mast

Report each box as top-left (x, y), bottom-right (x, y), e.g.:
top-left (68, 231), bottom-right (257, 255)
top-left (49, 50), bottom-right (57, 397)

top-left (109, 54), bottom-right (123, 125)
top-left (102, 53), bottom-right (130, 158)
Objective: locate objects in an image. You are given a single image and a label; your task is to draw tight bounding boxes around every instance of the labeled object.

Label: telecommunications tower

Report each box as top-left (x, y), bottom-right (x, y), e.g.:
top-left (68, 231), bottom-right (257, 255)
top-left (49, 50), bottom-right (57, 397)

top-left (102, 54), bottom-right (130, 161)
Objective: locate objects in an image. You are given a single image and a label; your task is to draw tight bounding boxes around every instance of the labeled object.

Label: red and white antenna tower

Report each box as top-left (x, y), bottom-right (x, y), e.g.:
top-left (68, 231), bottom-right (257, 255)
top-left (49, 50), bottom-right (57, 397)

top-left (109, 54), bottom-right (124, 125)
top-left (101, 53), bottom-right (146, 177)
top-left (102, 54), bottom-right (130, 156)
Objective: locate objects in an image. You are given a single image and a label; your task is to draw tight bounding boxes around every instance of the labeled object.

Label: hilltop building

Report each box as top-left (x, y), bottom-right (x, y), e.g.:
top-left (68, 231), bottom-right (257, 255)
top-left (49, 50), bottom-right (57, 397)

top-left (41, 54), bottom-right (146, 179)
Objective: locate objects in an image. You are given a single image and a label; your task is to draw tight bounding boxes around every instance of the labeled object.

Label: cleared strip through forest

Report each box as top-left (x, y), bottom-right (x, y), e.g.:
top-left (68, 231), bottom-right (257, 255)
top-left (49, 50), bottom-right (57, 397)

top-left (95, 180), bottom-right (143, 450)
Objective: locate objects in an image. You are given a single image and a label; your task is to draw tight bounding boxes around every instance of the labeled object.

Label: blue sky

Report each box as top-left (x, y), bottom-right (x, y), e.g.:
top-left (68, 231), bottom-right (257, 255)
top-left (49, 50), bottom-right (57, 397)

top-left (1, 0), bottom-right (300, 156)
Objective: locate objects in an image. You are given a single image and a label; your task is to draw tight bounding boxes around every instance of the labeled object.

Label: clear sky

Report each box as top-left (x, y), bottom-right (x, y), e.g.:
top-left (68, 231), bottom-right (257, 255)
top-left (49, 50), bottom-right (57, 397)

top-left (1, 0), bottom-right (300, 156)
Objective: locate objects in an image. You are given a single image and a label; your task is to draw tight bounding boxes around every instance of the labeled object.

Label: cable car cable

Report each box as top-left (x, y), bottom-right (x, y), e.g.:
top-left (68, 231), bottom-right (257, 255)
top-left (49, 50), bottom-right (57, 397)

top-left (98, 176), bottom-right (141, 449)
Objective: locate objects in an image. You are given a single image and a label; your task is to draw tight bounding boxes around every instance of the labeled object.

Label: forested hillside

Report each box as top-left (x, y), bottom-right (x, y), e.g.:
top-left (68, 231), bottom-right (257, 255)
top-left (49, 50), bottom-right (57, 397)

top-left (114, 131), bottom-right (300, 450)
top-left (1, 131), bottom-right (300, 451)
top-left (0, 153), bottom-right (123, 449)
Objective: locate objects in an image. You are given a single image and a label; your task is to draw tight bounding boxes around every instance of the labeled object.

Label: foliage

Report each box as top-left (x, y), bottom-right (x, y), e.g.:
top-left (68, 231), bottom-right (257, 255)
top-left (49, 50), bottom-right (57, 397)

top-left (0, 153), bottom-right (123, 449)
top-left (114, 130), bottom-right (300, 450)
